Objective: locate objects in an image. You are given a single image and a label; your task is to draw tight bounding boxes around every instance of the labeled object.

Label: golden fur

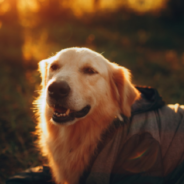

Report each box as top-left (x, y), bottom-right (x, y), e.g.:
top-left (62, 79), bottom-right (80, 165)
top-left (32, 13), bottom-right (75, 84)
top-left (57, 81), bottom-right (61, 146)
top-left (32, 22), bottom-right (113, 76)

top-left (35, 48), bottom-right (140, 184)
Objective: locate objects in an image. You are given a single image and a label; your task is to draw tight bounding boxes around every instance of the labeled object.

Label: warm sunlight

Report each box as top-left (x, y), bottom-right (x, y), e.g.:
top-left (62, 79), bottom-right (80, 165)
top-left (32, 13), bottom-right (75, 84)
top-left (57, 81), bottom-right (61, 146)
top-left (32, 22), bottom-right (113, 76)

top-left (15, 0), bottom-right (167, 15)
top-left (22, 31), bottom-right (49, 61)
top-left (0, 1), bottom-right (10, 15)
top-left (6, 0), bottom-right (167, 62)
top-left (18, 0), bottom-right (39, 13)
top-left (127, 0), bottom-right (167, 13)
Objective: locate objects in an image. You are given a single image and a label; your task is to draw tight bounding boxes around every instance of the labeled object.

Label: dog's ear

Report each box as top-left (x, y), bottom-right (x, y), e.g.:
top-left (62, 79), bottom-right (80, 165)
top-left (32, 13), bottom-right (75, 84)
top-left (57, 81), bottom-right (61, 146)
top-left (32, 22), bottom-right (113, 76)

top-left (38, 59), bottom-right (48, 88)
top-left (111, 64), bottom-right (140, 117)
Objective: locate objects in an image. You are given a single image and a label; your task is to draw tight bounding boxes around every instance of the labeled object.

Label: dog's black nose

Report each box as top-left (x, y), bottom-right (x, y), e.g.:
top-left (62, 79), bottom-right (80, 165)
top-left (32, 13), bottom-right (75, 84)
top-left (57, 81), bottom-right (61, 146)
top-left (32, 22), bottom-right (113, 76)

top-left (48, 81), bottom-right (70, 99)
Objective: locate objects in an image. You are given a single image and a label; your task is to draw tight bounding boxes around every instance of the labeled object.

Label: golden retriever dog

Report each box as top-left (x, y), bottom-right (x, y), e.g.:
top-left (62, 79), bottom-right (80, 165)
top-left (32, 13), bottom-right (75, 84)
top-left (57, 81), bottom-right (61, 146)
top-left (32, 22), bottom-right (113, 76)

top-left (35, 47), bottom-right (140, 184)
top-left (35, 47), bottom-right (184, 184)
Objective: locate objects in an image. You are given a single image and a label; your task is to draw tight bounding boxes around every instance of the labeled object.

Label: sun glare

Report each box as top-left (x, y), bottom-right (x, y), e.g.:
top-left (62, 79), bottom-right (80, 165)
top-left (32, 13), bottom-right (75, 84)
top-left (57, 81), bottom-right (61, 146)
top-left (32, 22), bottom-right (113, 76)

top-left (15, 0), bottom-right (167, 62)
top-left (127, 0), bottom-right (166, 13)
top-left (70, 0), bottom-right (167, 14)
top-left (0, 1), bottom-right (10, 15)
top-left (22, 30), bottom-right (52, 62)
top-left (18, 0), bottom-right (39, 13)
top-left (15, 0), bottom-right (167, 16)
top-left (129, 149), bottom-right (147, 160)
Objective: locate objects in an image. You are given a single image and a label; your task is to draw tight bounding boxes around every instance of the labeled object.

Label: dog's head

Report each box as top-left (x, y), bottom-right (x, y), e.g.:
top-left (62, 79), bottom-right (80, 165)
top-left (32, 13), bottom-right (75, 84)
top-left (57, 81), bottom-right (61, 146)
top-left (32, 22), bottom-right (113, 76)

top-left (38, 48), bottom-right (139, 125)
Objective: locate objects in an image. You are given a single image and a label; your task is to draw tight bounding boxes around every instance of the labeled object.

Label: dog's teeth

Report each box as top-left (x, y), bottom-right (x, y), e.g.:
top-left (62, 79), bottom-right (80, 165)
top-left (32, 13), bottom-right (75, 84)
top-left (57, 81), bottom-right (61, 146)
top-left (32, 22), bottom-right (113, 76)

top-left (66, 109), bottom-right (70, 115)
top-left (54, 109), bottom-right (70, 117)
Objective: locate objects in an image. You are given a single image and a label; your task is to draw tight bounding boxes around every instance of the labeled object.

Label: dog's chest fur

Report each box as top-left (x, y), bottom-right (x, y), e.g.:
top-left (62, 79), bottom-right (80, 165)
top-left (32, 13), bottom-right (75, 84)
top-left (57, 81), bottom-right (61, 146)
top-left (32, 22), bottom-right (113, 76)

top-left (45, 116), bottom-right (116, 184)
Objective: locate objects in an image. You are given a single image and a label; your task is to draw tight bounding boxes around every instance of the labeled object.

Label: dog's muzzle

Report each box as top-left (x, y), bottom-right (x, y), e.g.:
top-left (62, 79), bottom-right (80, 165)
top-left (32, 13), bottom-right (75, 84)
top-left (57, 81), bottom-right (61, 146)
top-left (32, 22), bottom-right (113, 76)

top-left (47, 81), bottom-right (91, 124)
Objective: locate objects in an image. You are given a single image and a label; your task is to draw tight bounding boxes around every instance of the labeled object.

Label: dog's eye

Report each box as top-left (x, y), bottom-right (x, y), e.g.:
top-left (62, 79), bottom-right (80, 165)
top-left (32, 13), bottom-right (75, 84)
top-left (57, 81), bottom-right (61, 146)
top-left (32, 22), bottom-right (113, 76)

top-left (50, 64), bottom-right (59, 71)
top-left (83, 67), bottom-right (97, 75)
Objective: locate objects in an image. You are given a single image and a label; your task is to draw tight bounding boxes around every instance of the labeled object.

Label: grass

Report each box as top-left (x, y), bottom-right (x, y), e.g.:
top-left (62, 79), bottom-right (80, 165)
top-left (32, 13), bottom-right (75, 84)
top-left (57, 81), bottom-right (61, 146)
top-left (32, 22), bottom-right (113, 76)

top-left (0, 64), bottom-right (44, 183)
top-left (0, 12), bottom-right (184, 183)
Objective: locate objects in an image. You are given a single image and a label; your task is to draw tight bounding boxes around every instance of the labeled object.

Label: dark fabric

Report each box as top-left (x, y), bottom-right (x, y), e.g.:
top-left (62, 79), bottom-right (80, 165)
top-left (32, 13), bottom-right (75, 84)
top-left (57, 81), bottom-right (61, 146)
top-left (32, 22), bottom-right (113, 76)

top-left (132, 86), bottom-right (165, 115)
top-left (110, 132), bottom-right (164, 184)
top-left (165, 161), bottom-right (184, 184)
top-left (6, 166), bottom-right (54, 184)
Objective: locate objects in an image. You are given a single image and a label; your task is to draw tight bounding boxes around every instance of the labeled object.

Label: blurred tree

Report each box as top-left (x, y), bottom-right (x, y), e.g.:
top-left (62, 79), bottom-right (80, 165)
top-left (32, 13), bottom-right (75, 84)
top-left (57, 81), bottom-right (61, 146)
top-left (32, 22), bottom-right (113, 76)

top-left (93, 0), bottom-right (100, 10)
top-left (166, 0), bottom-right (184, 20)
top-left (0, 0), bottom-right (19, 23)
top-left (36, 0), bottom-right (73, 22)
top-left (0, 0), bottom-right (23, 66)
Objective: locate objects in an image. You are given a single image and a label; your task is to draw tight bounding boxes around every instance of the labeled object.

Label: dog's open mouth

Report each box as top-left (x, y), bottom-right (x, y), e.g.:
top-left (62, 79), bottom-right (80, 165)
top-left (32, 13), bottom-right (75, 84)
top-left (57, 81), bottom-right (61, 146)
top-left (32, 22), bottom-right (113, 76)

top-left (52, 104), bottom-right (91, 123)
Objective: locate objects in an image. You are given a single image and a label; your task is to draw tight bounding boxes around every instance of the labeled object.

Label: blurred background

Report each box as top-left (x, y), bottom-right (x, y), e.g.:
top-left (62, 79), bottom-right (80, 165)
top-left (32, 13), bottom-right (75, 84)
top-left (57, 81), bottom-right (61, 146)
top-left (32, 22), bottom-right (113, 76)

top-left (0, 0), bottom-right (184, 182)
